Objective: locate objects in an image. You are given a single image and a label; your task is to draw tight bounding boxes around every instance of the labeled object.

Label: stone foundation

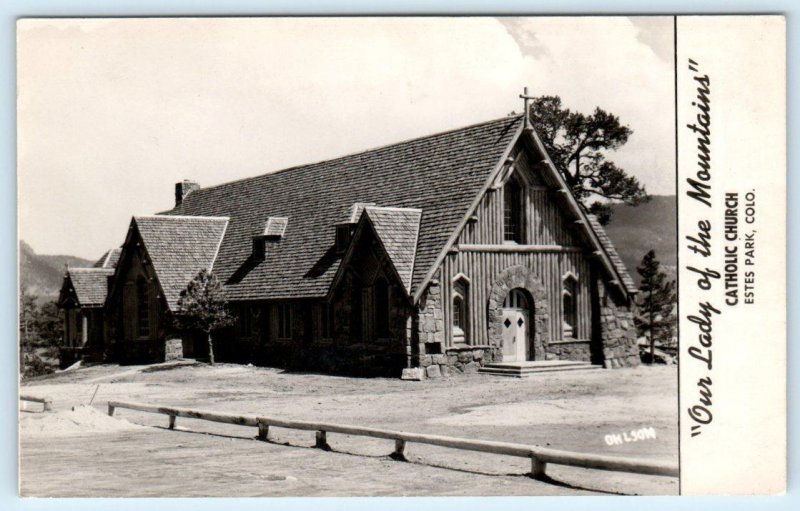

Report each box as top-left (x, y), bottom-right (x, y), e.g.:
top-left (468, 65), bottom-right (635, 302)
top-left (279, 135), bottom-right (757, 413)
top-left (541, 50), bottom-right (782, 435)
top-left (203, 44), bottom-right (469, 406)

top-left (545, 340), bottom-right (592, 362)
top-left (598, 281), bottom-right (640, 368)
top-left (408, 345), bottom-right (500, 379)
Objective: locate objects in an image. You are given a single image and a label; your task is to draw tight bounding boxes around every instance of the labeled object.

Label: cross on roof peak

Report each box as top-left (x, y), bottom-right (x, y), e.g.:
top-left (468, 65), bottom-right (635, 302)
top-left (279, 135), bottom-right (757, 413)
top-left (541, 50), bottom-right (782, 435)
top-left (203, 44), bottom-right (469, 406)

top-left (519, 86), bottom-right (535, 131)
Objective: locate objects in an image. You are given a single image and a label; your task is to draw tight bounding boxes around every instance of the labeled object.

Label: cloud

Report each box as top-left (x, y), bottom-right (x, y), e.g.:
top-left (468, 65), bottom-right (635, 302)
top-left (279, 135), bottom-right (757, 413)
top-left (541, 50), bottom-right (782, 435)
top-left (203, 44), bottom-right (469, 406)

top-left (496, 17), bottom-right (551, 59)
top-left (18, 17), bottom-right (674, 258)
top-left (629, 16), bottom-right (674, 63)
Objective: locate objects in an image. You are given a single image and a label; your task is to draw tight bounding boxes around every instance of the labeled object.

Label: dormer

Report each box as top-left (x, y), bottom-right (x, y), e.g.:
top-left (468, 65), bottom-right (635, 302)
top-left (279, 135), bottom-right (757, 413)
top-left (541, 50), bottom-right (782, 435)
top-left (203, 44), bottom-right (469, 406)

top-left (335, 202), bottom-right (375, 255)
top-left (252, 216), bottom-right (288, 260)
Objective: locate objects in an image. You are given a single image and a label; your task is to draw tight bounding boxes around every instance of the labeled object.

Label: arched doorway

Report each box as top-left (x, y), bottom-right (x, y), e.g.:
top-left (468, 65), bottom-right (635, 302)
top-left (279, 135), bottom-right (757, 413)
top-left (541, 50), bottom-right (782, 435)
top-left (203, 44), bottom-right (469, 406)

top-left (501, 288), bottom-right (532, 362)
top-left (487, 265), bottom-right (550, 362)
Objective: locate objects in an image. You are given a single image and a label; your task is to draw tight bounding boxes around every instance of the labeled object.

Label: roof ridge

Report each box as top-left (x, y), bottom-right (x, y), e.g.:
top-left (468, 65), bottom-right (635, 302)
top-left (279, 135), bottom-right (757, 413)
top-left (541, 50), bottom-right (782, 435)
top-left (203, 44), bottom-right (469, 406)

top-left (365, 206), bottom-right (424, 213)
top-left (175, 114), bottom-right (523, 201)
top-left (135, 214), bottom-right (230, 221)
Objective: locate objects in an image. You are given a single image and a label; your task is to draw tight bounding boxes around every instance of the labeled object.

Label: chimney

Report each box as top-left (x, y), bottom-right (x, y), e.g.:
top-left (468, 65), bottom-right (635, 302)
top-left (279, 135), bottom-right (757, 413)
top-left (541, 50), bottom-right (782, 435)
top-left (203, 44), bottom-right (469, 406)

top-left (175, 180), bottom-right (200, 207)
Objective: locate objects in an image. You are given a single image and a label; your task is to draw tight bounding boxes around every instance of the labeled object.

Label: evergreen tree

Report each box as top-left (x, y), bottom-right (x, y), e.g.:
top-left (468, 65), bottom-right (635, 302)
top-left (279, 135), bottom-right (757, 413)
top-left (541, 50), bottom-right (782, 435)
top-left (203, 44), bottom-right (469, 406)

top-left (635, 250), bottom-right (677, 363)
top-left (175, 269), bottom-right (235, 365)
top-left (18, 290), bottom-right (62, 377)
top-left (528, 95), bottom-right (649, 224)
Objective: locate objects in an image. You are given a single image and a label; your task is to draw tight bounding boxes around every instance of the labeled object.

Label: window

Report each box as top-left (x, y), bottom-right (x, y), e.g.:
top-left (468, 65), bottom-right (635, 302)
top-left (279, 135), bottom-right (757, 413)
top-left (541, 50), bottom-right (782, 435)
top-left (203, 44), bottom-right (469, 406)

top-left (136, 278), bottom-right (150, 338)
top-left (452, 276), bottom-right (469, 344)
top-left (320, 302), bottom-right (334, 340)
top-left (278, 303), bottom-right (292, 340)
top-left (503, 176), bottom-right (525, 243)
top-left (503, 288), bottom-right (529, 308)
top-left (375, 279), bottom-right (391, 338)
top-left (562, 275), bottom-right (578, 338)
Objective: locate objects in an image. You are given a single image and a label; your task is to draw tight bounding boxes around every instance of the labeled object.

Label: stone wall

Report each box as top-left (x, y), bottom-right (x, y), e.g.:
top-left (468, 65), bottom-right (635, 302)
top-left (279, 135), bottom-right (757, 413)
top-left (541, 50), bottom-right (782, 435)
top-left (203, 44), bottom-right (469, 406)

top-left (545, 340), bottom-right (592, 362)
top-left (165, 338), bottom-right (183, 360)
top-left (404, 276), bottom-right (505, 379)
top-left (409, 274), bottom-right (445, 371)
top-left (598, 279), bottom-right (640, 368)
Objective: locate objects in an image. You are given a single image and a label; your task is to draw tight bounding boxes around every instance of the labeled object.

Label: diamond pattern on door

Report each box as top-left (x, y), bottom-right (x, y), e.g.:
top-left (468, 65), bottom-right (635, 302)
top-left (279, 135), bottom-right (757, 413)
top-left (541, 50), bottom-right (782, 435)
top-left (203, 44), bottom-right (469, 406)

top-left (504, 318), bottom-right (512, 328)
top-left (517, 317), bottom-right (524, 327)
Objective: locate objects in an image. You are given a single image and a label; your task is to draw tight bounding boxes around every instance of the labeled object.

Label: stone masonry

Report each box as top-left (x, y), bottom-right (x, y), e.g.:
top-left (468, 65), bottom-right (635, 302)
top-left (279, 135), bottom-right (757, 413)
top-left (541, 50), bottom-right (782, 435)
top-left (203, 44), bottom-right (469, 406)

top-left (487, 265), bottom-right (550, 360)
top-left (598, 278), bottom-right (640, 368)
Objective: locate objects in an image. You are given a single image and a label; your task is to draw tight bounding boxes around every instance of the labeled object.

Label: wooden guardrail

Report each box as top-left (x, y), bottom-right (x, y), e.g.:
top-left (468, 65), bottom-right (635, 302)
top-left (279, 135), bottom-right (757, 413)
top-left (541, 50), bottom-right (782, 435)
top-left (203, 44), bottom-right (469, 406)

top-left (20, 394), bottom-right (53, 412)
top-left (107, 400), bottom-right (678, 479)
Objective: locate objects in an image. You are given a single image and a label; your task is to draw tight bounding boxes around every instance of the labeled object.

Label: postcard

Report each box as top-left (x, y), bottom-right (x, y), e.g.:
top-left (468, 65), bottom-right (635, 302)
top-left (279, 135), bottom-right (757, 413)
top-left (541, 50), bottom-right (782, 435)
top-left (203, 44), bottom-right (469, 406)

top-left (16, 15), bottom-right (785, 497)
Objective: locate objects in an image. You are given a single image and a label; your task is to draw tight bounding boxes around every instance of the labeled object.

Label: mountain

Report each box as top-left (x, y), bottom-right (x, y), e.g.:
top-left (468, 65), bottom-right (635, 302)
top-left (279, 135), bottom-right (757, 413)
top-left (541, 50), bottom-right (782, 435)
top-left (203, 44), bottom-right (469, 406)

top-left (19, 196), bottom-right (675, 299)
top-left (19, 241), bottom-right (94, 299)
top-left (603, 195), bottom-right (677, 285)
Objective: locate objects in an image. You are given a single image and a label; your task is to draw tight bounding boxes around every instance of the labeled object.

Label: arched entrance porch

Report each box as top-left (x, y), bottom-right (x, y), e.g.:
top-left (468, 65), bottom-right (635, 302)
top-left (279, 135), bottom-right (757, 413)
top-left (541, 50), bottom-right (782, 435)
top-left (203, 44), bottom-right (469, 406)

top-left (487, 265), bottom-right (550, 361)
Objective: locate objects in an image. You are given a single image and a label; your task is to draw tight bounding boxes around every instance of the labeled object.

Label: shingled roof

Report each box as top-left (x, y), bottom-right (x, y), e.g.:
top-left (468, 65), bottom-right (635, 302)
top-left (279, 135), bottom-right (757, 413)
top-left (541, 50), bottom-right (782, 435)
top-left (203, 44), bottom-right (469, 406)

top-left (67, 268), bottom-right (114, 307)
top-left (157, 114), bottom-right (635, 300)
top-left (363, 207), bottom-right (422, 294)
top-left (586, 215), bottom-right (636, 290)
top-left (132, 215), bottom-right (229, 309)
top-left (165, 115), bottom-right (522, 300)
top-left (93, 247), bottom-right (122, 269)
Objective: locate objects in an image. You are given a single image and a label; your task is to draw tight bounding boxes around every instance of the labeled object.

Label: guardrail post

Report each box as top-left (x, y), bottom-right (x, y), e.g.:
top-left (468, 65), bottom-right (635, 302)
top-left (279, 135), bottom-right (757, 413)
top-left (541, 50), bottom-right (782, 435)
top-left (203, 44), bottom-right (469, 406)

top-left (168, 415), bottom-right (176, 430)
top-left (42, 399), bottom-right (53, 412)
top-left (315, 430), bottom-right (331, 450)
top-left (390, 439), bottom-right (408, 461)
top-left (102, 399), bottom-right (679, 478)
top-left (530, 456), bottom-right (547, 479)
top-left (257, 422), bottom-right (269, 441)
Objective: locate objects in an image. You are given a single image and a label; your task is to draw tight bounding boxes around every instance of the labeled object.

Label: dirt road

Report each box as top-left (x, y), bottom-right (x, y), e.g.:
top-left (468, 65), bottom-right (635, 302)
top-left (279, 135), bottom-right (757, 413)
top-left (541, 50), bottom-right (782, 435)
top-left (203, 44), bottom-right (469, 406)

top-left (20, 363), bottom-right (678, 496)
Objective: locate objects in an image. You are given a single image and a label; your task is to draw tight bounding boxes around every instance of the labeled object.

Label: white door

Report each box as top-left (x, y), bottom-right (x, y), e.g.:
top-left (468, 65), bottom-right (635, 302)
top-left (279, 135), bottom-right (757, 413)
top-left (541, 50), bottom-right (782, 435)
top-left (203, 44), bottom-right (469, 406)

top-left (502, 289), bottom-right (530, 362)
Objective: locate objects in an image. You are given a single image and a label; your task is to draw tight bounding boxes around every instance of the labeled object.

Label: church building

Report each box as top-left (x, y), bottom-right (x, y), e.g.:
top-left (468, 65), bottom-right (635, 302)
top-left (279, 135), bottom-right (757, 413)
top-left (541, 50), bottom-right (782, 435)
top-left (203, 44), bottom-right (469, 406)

top-left (65, 108), bottom-right (640, 377)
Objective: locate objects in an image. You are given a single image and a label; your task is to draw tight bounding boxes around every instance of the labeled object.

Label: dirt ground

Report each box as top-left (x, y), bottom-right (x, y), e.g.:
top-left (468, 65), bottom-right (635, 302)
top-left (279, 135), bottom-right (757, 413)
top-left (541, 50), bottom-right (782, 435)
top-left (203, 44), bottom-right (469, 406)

top-left (19, 362), bottom-right (678, 497)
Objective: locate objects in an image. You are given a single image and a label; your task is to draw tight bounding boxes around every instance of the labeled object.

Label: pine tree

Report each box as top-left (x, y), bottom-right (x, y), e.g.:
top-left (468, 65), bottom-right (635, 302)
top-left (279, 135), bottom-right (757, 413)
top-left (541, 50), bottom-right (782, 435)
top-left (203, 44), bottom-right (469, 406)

top-left (175, 269), bottom-right (235, 365)
top-left (528, 95), bottom-right (649, 224)
top-left (635, 250), bottom-right (677, 363)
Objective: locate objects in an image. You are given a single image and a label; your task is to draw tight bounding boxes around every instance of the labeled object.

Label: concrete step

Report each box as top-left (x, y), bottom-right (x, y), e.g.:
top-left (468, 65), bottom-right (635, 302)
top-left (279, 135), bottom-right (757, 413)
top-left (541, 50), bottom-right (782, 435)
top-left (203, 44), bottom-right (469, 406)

top-left (478, 360), bottom-right (602, 377)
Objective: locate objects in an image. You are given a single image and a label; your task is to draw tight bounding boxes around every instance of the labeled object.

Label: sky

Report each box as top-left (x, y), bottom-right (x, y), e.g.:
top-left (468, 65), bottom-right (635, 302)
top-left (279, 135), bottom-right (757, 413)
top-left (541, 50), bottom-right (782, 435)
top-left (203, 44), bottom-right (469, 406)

top-left (18, 16), bottom-right (675, 259)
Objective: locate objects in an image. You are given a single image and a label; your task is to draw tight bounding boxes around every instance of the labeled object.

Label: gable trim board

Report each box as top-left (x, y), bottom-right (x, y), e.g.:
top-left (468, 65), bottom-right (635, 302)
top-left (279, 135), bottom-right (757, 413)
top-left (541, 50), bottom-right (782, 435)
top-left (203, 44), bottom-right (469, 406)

top-left (412, 123), bottom-right (636, 303)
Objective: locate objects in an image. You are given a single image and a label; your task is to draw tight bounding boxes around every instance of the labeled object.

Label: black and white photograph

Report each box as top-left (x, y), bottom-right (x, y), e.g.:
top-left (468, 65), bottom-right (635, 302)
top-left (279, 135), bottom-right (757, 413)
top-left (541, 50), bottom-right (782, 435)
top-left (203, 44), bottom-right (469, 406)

top-left (15, 15), bottom-right (783, 498)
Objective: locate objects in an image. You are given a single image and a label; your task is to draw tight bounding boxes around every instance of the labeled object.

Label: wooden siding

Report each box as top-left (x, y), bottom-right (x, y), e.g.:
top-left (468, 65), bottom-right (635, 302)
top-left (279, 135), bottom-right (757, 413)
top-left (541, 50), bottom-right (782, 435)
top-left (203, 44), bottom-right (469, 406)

top-left (438, 146), bottom-right (595, 348)
top-left (118, 248), bottom-right (163, 342)
top-left (457, 180), bottom-right (581, 247)
top-left (440, 250), bottom-right (594, 347)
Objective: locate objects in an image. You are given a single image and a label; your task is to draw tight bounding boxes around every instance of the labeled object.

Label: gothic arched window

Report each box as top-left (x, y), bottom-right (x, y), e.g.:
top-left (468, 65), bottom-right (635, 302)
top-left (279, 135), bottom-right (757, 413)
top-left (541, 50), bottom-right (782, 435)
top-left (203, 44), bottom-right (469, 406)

top-left (503, 176), bottom-right (525, 243)
top-left (562, 275), bottom-right (578, 338)
top-left (452, 276), bottom-right (470, 344)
